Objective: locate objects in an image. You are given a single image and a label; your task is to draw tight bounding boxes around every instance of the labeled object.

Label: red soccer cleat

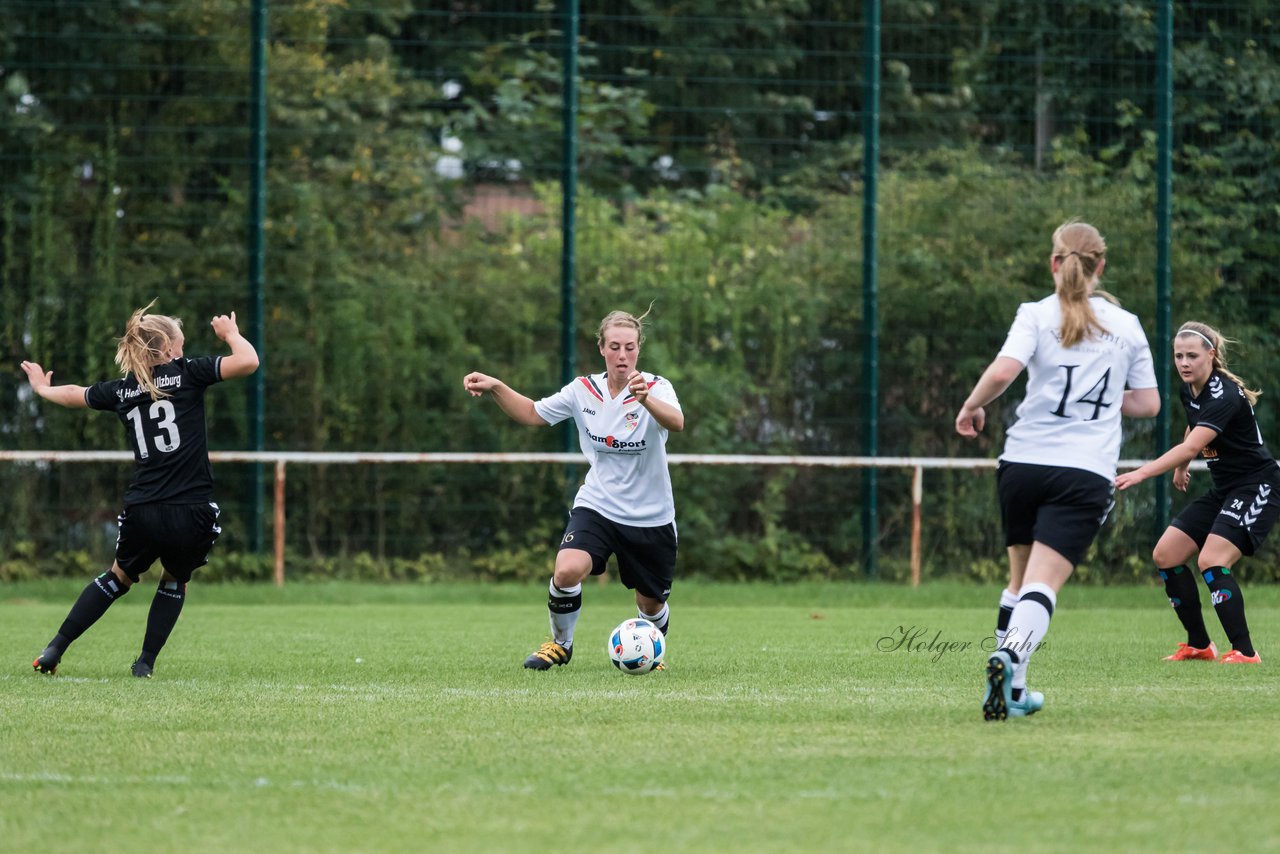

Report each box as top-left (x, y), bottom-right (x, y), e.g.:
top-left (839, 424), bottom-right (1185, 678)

top-left (1219, 649), bottom-right (1261, 664)
top-left (1163, 642), bottom-right (1218, 662)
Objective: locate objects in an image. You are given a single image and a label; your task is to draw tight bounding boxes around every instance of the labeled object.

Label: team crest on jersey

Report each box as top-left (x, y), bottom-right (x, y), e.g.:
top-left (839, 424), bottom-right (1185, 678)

top-left (624, 411), bottom-right (639, 431)
top-left (1209, 375), bottom-right (1224, 399)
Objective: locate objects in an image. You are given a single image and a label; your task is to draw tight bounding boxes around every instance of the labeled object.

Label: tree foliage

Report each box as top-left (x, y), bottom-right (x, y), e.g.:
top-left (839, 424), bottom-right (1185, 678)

top-left (1, 1), bottom-right (1277, 581)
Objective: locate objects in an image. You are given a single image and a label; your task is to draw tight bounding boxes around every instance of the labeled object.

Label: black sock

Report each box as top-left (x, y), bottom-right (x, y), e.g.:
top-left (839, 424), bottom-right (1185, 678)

top-left (996, 604), bottom-right (1014, 639)
top-left (1202, 567), bottom-right (1253, 656)
top-left (1160, 565), bottom-right (1211, 648)
top-left (51, 571), bottom-right (129, 653)
top-left (140, 580), bottom-right (187, 664)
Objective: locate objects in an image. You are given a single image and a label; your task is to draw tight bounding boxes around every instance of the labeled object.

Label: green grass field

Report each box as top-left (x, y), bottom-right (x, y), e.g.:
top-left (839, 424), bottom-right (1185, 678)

top-left (3, 580), bottom-right (1279, 853)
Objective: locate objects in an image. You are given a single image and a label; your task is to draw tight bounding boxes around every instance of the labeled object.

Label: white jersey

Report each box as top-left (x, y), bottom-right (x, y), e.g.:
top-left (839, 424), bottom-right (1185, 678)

top-left (534, 372), bottom-right (680, 527)
top-left (997, 294), bottom-right (1157, 481)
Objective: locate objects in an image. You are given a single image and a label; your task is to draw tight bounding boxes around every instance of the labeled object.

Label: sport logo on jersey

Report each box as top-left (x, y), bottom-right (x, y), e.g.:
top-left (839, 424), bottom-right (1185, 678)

top-left (586, 429), bottom-right (646, 450)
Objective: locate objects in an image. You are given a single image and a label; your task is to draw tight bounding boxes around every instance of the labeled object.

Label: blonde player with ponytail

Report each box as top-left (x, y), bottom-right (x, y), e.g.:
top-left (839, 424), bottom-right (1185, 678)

top-left (956, 221), bottom-right (1160, 720)
top-left (464, 307), bottom-right (684, 671)
top-left (1116, 322), bottom-right (1276, 664)
top-left (22, 301), bottom-right (258, 677)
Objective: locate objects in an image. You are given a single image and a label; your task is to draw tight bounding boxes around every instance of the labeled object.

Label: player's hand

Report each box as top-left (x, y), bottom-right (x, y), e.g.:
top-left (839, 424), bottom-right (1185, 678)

top-left (210, 311), bottom-right (241, 341)
top-left (627, 371), bottom-right (650, 403)
top-left (463, 372), bottom-right (499, 397)
top-left (20, 360), bottom-right (52, 392)
top-left (1173, 466), bottom-right (1190, 493)
top-left (955, 405), bottom-right (985, 438)
top-left (1115, 469), bottom-right (1148, 491)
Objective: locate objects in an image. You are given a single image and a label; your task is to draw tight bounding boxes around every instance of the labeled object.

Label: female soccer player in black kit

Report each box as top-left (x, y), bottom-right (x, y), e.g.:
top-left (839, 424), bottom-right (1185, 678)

top-left (1116, 321), bottom-right (1277, 664)
top-left (22, 303), bottom-right (259, 677)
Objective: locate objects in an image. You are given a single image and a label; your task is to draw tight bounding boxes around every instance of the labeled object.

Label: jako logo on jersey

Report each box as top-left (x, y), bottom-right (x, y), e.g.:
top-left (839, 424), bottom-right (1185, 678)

top-left (581, 407), bottom-right (596, 415)
top-left (586, 430), bottom-right (646, 449)
top-left (1212, 589), bottom-right (1233, 605)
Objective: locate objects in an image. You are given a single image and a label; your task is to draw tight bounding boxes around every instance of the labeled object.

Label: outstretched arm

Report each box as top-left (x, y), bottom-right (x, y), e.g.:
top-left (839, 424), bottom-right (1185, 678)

top-left (955, 356), bottom-right (1024, 438)
top-left (1115, 425), bottom-right (1216, 491)
top-left (463, 372), bottom-right (546, 426)
top-left (211, 311), bottom-right (259, 379)
top-left (20, 361), bottom-right (89, 409)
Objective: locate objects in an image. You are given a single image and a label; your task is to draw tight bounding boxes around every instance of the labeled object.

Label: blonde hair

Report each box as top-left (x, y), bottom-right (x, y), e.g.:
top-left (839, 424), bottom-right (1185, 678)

top-left (115, 300), bottom-right (183, 400)
top-left (1052, 220), bottom-right (1116, 348)
top-left (596, 304), bottom-right (653, 348)
top-left (1176, 321), bottom-right (1261, 406)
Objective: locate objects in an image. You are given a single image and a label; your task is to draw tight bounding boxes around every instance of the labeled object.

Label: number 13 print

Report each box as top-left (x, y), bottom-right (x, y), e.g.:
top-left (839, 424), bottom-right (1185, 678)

top-left (125, 400), bottom-right (181, 458)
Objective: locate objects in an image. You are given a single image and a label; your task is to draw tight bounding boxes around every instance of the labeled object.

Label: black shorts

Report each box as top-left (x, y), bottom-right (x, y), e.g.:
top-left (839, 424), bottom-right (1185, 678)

top-left (557, 506), bottom-right (677, 602)
top-left (1170, 479), bottom-right (1280, 557)
top-left (996, 462), bottom-right (1114, 567)
top-left (115, 502), bottom-right (222, 584)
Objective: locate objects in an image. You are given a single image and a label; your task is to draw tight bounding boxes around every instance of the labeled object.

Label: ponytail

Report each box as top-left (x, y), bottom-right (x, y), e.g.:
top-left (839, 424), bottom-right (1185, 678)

top-left (115, 300), bottom-right (183, 400)
top-left (1052, 221), bottom-right (1113, 348)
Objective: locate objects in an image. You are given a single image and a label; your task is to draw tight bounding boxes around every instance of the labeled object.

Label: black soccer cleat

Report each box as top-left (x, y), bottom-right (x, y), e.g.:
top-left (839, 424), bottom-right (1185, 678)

top-left (982, 650), bottom-right (1014, 721)
top-left (130, 658), bottom-right (154, 679)
top-left (32, 646), bottom-right (61, 675)
top-left (523, 641), bottom-right (572, 670)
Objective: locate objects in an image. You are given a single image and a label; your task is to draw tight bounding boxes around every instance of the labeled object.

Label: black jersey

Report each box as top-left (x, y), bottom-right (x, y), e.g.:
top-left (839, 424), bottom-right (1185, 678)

top-left (1181, 370), bottom-right (1280, 491)
top-left (85, 356), bottom-right (224, 505)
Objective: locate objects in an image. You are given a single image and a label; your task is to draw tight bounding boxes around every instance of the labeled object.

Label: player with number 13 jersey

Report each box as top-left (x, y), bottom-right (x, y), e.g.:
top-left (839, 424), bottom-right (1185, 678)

top-left (87, 352), bottom-right (224, 505)
top-left (22, 302), bottom-right (258, 679)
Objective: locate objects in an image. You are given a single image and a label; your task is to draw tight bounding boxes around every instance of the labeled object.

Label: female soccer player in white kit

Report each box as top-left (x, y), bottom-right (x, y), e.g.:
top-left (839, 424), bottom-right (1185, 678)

top-left (955, 221), bottom-right (1160, 720)
top-left (463, 308), bottom-right (683, 669)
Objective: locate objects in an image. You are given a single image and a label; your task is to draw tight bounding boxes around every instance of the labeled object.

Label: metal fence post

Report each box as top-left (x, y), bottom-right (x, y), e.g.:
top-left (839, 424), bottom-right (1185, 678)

top-left (560, 0), bottom-right (580, 453)
top-left (1154, 0), bottom-right (1173, 537)
top-left (861, 0), bottom-right (881, 578)
top-left (247, 0), bottom-right (268, 552)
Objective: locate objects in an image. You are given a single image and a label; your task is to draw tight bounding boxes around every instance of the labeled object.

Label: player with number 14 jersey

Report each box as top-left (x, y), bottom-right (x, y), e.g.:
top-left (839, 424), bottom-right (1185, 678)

top-left (998, 294), bottom-right (1157, 480)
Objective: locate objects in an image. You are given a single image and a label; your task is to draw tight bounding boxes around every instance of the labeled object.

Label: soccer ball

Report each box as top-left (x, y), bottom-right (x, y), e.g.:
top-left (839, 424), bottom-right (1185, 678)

top-left (608, 618), bottom-right (665, 675)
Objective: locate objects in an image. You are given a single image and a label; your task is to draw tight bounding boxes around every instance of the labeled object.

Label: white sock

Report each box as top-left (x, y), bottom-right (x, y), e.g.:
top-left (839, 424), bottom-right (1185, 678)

top-left (1004, 582), bottom-right (1056, 693)
top-left (548, 581), bottom-right (582, 647)
top-left (995, 588), bottom-right (1018, 647)
top-left (639, 603), bottom-right (669, 635)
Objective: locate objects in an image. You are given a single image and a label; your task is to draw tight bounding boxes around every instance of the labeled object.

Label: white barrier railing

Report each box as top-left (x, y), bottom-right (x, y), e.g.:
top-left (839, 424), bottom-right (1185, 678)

top-left (0, 451), bottom-right (1180, 587)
